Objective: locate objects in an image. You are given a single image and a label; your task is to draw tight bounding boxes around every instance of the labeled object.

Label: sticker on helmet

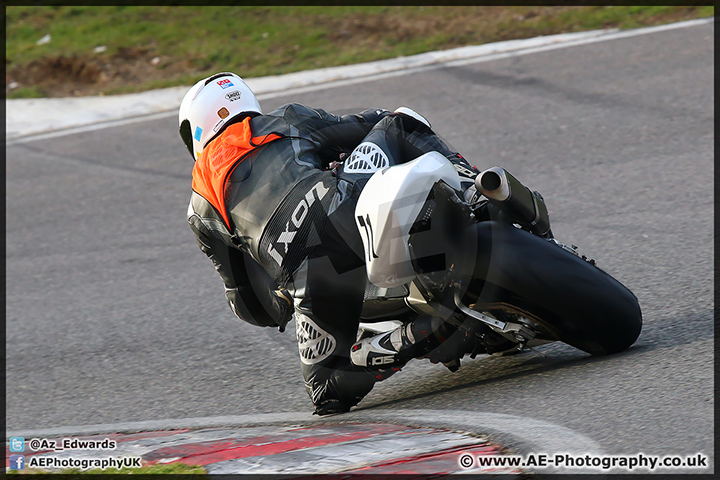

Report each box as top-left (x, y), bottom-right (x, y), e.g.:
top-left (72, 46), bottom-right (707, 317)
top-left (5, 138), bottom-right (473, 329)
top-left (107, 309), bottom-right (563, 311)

top-left (225, 91), bottom-right (242, 102)
top-left (217, 79), bottom-right (234, 89)
top-left (194, 126), bottom-right (203, 141)
top-left (217, 107), bottom-right (230, 119)
top-left (213, 119), bottom-right (224, 133)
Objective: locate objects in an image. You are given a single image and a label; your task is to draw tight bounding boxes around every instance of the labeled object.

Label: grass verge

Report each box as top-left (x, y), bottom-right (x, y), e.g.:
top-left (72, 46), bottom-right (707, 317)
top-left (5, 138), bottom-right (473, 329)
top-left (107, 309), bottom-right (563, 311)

top-left (5, 6), bottom-right (714, 98)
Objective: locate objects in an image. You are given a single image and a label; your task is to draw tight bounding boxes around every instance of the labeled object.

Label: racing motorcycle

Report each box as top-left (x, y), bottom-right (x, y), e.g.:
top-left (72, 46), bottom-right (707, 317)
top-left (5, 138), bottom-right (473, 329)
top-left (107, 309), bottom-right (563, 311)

top-left (353, 151), bottom-right (642, 370)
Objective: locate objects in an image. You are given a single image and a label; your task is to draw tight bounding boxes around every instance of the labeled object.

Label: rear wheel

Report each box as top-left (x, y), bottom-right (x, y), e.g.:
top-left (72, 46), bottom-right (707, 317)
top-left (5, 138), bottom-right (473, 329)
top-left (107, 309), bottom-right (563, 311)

top-left (464, 222), bottom-right (642, 355)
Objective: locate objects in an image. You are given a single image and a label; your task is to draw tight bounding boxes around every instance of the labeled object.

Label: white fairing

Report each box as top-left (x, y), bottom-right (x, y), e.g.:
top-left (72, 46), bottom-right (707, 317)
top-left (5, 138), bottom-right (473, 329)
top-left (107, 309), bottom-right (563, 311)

top-left (355, 151), bottom-right (462, 288)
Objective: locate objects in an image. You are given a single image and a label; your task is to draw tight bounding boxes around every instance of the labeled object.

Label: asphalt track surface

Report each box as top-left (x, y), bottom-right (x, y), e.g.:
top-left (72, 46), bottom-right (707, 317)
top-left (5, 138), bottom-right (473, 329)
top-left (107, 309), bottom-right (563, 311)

top-left (6, 21), bottom-right (714, 473)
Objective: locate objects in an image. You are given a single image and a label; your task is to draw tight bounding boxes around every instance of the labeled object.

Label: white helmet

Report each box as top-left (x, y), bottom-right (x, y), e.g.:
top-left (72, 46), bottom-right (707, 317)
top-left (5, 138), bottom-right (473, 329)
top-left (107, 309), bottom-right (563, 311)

top-left (178, 72), bottom-right (262, 160)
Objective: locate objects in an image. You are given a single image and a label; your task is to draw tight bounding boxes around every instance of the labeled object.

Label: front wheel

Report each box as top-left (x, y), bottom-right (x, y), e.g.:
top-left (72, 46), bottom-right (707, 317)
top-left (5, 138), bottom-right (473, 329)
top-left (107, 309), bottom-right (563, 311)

top-left (463, 222), bottom-right (642, 355)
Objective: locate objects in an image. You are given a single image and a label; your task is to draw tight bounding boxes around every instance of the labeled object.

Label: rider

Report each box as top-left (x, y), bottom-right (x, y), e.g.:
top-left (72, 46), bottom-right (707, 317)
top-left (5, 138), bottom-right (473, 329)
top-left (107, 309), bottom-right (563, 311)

top-left (180, 72), bottom-right (482, 415)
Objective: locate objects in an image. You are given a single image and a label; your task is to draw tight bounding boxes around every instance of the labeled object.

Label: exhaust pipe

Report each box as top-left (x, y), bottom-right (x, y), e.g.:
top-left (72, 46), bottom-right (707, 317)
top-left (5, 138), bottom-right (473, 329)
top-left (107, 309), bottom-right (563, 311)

top-left (475, 166), bottom-right (550, 236)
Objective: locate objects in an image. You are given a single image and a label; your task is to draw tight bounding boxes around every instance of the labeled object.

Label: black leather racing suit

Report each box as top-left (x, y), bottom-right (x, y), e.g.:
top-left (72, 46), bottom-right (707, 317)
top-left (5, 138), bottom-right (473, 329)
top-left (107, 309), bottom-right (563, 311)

top-left (187, 103), bottom-right (477, 414)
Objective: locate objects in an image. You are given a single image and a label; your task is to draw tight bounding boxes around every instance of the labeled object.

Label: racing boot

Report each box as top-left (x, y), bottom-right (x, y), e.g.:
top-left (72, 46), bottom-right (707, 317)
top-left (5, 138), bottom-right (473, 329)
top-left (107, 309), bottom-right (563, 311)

top-left (350, 316), bottom-right (457, 369)
top-left (422, 327), bottom-right (478, 372)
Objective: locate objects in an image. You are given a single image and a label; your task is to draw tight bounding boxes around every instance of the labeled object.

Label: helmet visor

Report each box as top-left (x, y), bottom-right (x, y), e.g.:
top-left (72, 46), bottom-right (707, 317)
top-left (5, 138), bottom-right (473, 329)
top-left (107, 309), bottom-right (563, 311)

top-left (179, 119), bottom-right (195, 160)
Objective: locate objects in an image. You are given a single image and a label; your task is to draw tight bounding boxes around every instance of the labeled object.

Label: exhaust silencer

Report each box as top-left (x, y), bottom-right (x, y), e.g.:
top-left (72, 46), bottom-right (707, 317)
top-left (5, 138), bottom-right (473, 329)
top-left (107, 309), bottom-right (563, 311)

top-left (475, 166), bottom-right (550, 236)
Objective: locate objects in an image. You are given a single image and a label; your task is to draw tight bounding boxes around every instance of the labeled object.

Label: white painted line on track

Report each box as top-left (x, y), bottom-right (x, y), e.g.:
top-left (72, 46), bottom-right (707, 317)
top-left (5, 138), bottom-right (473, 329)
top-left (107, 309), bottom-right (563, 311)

top-left (4, 110), bottom-right (181, 146)
top-left (5, 17), bottom-right (712, 146)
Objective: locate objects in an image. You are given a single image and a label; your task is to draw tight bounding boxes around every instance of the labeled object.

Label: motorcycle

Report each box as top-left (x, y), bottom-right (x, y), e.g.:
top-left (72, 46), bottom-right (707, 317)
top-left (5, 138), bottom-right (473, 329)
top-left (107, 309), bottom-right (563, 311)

top-left (353, 151), bottom-right (642, 370)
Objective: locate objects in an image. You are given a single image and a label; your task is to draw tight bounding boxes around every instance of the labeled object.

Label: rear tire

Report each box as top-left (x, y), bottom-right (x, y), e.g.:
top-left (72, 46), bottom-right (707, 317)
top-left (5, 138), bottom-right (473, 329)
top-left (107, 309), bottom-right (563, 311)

top-left (467, 222), bottom-right (642, 355)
